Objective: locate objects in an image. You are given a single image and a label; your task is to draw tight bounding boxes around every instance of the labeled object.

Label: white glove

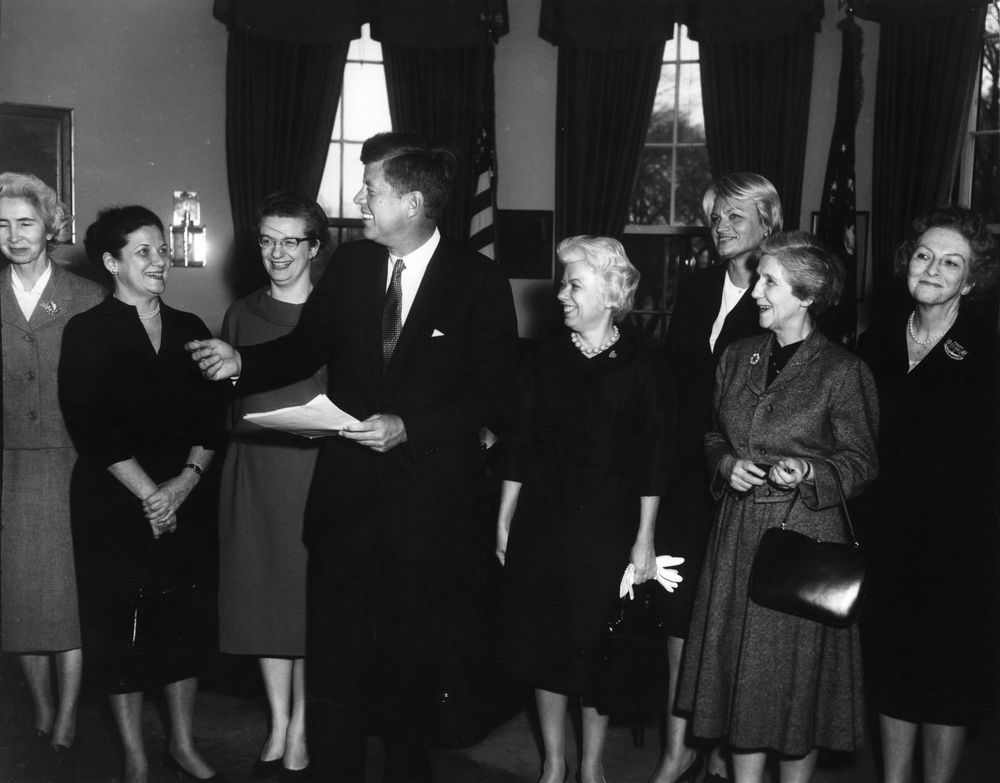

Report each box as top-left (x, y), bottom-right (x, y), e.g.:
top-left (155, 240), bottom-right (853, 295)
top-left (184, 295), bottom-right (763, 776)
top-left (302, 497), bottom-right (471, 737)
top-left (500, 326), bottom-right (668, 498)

top-left (619, 555), bottom-right (686, 599)
top-left (655, 555), bottom-right (685, 593)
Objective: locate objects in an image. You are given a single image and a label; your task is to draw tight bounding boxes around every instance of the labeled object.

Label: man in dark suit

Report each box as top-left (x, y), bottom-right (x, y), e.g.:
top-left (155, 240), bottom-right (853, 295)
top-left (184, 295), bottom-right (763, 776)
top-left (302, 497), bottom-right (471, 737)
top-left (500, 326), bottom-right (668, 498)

top-left (188, 132), bottom-right (518, 782)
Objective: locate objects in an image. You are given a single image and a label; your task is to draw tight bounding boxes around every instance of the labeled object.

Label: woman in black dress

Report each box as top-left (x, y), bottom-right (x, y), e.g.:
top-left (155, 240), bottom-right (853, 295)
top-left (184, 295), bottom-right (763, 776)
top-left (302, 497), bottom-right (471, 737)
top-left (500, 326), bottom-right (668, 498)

top-left (857, 206), bottom-right (1000, 783)
top-left (651, 173), bottom-right (782, 783)
top-left (60, 206), bottom-right (228, 783)
top-left (497, 236), bottom-right (674, 783)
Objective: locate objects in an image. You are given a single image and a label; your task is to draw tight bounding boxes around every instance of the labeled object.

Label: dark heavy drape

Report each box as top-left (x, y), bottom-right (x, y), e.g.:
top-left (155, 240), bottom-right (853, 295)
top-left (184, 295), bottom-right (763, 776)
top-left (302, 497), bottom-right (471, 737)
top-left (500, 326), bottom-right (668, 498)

top-left (382, 45), bottom-right (493, 243)
top-left (869, 6), bottom-right (986, 308)
top-left (541, 1), bottom-right (677, 240)
top-left (541, 0), bottom-right (821, 240)
top-left (554, 44), bottom-right (664, 239)
top-left (699, 30), bottom-right (816, 229)
top-left (224, 33), bottom-right (348, 295)
top-left (376, 1), bottom-right (507, 244)
top-left (215, 1), bottom-right (357, 295)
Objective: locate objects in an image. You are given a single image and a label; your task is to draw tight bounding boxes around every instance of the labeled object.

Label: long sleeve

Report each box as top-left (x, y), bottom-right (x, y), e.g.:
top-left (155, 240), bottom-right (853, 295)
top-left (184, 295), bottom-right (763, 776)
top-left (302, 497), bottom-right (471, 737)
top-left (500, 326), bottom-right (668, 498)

top-left (59, 310), bottom-right (134, 468)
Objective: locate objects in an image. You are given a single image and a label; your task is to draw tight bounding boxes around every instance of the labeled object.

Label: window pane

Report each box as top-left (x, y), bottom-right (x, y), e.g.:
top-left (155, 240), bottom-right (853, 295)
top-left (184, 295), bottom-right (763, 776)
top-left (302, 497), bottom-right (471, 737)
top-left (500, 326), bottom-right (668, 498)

top-left (648, 64), bottom-right (677, 143)
top-left (630, 148), bottom-right (674, 225)
top-left (317, 145), bottom-right (341, 215)
top-left (971, 132), bottom-right (999, 223)
top-left (677, 63), bottom-right (705, 142)
top-left (663, 30), bottom-right (676, 62)
top-left (673, 145), bottom-right (713, 227)
top-left (342, 63), bottom-right (392, 140)
top-left (341, 143), bottom-right (365, 218)
top-left (678, 24), bottom-right (699, 61)
top-left (347, 23), bottom-right (382, 62)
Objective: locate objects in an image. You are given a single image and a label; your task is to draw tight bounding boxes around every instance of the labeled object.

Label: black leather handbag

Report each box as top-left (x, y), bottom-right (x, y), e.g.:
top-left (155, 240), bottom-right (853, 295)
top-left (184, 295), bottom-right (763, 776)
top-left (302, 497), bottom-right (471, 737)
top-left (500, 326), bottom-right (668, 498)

top-left (748, 467), bottom-right (866, 627)
top-left (596, 582), bottom-right (668, 730)
top-left (128, 540), bottom-right (198, 655)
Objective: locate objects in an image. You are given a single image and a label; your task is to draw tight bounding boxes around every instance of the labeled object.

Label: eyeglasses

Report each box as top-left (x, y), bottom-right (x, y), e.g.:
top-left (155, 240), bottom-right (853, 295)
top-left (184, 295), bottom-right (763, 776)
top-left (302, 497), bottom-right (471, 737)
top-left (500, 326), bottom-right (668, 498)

top-left (258, 235), bottom-right (311, 253)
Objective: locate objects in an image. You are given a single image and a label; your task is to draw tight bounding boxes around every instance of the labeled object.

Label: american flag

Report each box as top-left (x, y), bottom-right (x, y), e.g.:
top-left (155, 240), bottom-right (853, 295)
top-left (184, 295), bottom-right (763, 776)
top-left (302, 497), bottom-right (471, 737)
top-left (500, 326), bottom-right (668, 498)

top-left (469, 41), bottom-right (497, 259)
top-left (815, 11), bottom-right (862, 348)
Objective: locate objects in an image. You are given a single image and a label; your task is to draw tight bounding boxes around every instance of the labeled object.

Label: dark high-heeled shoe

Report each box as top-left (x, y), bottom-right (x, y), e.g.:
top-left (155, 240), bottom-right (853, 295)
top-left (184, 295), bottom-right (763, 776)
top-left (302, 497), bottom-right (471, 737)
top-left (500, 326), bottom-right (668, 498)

top-left (250, 757), bottom-right (281, 779)
top-left (161, 750), bottom-right (229, 782)
top-left (675, 753), bottom-right (705, 783)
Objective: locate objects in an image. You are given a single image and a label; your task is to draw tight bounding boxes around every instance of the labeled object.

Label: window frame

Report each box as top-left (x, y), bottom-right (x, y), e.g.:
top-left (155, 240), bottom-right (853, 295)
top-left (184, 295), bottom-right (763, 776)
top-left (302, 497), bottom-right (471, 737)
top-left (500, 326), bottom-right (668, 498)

top-left (957, 2), bottom-right (999, 231)
top-left (622, 23), bottom-right (711, 341)
top-left (320, 23), bottom-right (390, 225)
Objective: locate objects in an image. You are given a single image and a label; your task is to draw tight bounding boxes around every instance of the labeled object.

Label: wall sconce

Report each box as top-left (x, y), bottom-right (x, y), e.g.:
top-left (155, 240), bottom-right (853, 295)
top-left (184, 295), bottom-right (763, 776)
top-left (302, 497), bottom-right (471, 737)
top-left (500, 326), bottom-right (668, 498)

top-left (170, 190), bottom-right (207, 267)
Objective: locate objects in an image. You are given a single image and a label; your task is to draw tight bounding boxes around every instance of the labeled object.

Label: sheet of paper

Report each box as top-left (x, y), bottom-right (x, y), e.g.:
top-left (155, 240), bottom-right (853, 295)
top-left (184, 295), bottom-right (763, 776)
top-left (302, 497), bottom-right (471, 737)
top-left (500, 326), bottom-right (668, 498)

top-left (243, 394), bottom-right (360, 439)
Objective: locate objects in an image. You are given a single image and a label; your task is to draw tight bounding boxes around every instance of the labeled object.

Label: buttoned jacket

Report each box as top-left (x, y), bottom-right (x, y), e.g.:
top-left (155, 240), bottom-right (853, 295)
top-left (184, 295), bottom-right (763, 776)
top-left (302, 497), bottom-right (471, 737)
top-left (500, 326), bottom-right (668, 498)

top-left (1, 263), bottom-right (106, 449)
top-left (706, 330), bottom-right (879, 531)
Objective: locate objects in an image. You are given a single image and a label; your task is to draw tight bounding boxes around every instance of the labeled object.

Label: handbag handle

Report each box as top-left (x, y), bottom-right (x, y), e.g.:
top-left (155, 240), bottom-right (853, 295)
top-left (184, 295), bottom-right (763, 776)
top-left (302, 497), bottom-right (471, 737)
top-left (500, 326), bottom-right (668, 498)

top-left (776, 462), bottom-right (859, 548)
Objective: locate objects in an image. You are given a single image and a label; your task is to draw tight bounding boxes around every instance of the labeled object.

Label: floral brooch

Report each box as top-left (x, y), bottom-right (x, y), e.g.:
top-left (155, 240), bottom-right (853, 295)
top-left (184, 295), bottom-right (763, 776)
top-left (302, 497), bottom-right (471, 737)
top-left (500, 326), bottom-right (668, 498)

top-left (750, 352), bottom-right (761, 365)
top-left (38, 300), bottom-right (61, 317)
top-left (943, 339), bottom-right (967, 361)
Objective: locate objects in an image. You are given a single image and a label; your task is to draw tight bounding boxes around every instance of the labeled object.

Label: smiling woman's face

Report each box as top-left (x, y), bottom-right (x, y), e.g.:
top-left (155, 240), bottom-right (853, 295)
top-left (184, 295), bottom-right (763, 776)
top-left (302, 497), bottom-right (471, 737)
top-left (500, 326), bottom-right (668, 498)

top-left (906, 226), bottom-right (974, 307)
top-left (259, 215), bottom-right (316, 290)
top-left (108, 225), bottom-right (170, 302)
top-left (0, 196), bottom-right (51, 269)
top-left (709, 195), bottom-right (768, 263)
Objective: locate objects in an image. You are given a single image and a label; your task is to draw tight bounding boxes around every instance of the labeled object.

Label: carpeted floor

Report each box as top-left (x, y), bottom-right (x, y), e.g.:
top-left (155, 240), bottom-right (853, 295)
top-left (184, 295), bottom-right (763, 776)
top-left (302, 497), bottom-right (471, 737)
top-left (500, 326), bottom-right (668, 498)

top-left (2, 653), bottom-right (998, 782)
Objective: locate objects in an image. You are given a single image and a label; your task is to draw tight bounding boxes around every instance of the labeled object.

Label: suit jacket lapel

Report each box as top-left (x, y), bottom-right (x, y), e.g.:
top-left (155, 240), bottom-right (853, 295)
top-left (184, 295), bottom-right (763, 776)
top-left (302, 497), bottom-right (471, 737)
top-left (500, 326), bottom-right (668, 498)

top-left (27, 263), bottom-right (70, 330)
top-left (763, 329), bottom-right (827, 393)
top-left (0, 266), bottom-right (30, 331)
top-left (381, 244), bottom-right (450, 387)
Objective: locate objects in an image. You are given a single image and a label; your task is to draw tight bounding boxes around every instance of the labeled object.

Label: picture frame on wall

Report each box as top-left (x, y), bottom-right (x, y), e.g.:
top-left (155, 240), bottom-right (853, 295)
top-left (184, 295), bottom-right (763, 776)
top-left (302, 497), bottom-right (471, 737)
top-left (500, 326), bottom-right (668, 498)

top-left (811, 211), bottom-right (869, 302)
top-left (0, 102), bottom-right (74, 238)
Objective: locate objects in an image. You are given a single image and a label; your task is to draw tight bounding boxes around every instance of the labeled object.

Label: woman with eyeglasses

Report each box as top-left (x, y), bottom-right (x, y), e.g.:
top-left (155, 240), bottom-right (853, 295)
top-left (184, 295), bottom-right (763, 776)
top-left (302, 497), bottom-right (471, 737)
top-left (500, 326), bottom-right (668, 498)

top-left (216, 192), bottom-right (328, 782)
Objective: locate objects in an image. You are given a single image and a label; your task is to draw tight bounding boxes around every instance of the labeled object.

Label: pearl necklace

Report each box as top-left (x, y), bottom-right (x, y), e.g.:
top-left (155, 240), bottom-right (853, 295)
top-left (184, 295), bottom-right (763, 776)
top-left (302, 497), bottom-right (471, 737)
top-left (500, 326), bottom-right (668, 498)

top-left (115, 294), bottom-right (160, 320)
top-left (907, 310), bottom-right (950, 347)
top-left (571, 325), bottom-right (620, 357)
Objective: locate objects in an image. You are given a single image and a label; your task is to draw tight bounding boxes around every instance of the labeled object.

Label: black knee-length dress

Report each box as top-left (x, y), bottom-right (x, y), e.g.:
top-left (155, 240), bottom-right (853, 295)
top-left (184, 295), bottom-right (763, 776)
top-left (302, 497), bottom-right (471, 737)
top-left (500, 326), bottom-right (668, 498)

top-left (500, 332), bottom-right (671, 706)
top-left (857, 311), bottom-right (1000, 725)
top-left (59, 296), bottom-right (227, 693)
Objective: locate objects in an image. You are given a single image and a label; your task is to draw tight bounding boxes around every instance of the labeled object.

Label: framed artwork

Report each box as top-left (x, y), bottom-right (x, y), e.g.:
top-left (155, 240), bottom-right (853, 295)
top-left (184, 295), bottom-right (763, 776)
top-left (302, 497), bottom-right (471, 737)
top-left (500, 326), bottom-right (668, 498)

top-left (496, 209), bottom-right (553, 279)
top-left (0, 103), bottom-right (74, 234)
top-left (811, 211), bottom-right (869, 302)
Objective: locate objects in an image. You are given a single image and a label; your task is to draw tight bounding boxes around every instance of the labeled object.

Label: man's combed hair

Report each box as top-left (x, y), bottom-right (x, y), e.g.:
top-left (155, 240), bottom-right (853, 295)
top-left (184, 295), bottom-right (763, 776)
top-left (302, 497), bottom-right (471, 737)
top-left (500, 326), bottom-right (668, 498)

top-left (361, 132), bottom-right (457, 220)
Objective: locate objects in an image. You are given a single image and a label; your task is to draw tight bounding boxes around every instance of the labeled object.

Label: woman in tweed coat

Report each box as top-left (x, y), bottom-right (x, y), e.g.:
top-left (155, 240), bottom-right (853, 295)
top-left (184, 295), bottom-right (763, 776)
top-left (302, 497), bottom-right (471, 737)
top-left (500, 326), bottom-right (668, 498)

top-left (676, 232), bottom-right (878, 783)
top-left (0, 172), bottom-right (106, 767)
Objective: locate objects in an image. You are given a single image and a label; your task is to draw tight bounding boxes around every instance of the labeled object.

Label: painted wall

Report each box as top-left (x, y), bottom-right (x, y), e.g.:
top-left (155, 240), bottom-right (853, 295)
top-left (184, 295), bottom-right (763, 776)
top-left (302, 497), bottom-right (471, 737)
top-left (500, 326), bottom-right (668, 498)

top-left (496, 0), bottom-right (559, 337)
top-left (1, 0), bottom-right (872, 337)
top-left (0, 0), bottom-right (233, 334)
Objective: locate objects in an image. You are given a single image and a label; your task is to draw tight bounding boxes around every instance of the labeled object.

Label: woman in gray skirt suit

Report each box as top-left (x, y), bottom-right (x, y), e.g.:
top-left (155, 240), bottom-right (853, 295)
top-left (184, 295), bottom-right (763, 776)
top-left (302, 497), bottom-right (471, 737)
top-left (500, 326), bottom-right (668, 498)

top-left (676, 232), bottom-right (878, 783)
top-left (0, 172), bottom-right (105, 768)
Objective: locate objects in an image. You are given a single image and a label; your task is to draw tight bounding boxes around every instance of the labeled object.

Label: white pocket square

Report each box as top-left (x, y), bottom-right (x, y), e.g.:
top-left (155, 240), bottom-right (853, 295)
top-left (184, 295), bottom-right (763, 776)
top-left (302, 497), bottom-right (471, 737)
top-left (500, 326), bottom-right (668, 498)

top-left (431, 329), bottom-right (445, 337)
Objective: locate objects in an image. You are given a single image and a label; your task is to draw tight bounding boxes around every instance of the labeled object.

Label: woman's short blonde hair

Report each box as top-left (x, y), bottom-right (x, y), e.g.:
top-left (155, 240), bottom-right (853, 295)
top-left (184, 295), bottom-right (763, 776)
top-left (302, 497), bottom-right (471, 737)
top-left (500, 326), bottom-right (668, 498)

top-left (702, 172), bottom-right (783, 235)
top-left (0, 171), bottom-right (72, 253)
top-left (557, 235), bottom-right (640, 321)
